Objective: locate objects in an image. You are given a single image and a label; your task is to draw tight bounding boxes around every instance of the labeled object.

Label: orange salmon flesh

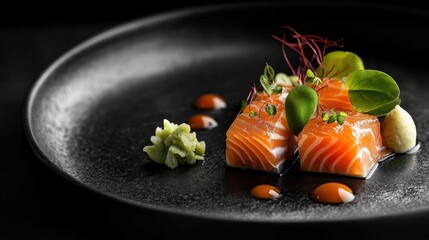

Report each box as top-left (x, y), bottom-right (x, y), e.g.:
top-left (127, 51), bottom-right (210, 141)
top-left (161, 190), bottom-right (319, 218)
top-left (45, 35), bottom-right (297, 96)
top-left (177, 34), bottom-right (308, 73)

top-left (225, 92), bottom-right (297, 174)
top-left (314, 79), bottom-right (354, 111)
top-left (297, 111), bottom-right (391, 178)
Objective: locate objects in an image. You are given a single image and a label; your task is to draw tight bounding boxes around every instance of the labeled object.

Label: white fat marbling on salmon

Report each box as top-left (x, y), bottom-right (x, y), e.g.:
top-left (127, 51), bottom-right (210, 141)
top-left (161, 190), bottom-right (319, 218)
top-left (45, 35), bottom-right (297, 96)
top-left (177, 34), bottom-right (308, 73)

top-left (243, 136), bottom-right (272, 170)
top-left (364, 163), bottom-right (378, 179)
top-left (275, 121), bottom-right (286, 129)
top-left (300, 136), bottom-right (323, 162)
top-left (271, 146), bottom-right (287, 158)
top-left (350, 121), bottom-right (376, 140)
top-left (236, 132), bottom-right (275, 170)
top-left (348, 147), bottom-right (371, 174)
top-left (249, 136), bottom-right (285, 170)
top-left (278, 92), bottom-right (289, 102)
top-left (330, 145), bottom-right (355, 172)
top-left (307, 138), bottom-right (338, 170)
top-left (318, 141), bottom-right (347, 172)
top-left (270, 133), bottom-right (286, 140)
top-left (226, 138), bottom-right (251, 167)
top-left (344, 156), bottom-right (359, 175)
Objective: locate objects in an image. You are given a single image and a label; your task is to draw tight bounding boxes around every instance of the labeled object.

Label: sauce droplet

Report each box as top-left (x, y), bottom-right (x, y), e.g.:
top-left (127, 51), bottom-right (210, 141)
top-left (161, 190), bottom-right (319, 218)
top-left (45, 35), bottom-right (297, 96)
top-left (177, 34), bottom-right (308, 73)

top-left (310, 182), bottom-right (355, 204)
top-left (250, 184), bottom-right (281, 200)
top-left (187, 114), bottom-right (218, 130)
top-left (194, 93), bottom-right (226, 110)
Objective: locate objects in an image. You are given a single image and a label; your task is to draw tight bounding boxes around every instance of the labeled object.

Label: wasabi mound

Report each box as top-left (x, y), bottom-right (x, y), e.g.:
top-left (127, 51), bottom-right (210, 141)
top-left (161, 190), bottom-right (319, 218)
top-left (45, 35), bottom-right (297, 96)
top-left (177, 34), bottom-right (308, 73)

top-left (143, 119), bottom-right (206, 169)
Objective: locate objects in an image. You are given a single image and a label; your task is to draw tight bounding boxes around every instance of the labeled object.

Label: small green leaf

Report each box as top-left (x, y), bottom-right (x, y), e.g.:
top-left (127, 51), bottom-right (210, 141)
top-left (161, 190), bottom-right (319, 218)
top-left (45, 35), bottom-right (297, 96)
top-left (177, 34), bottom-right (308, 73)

top-left (265, 104), bottom-right (277, 116)
top-left (275, 73), bottom-right (294, 86)
top-left (240, 99), bottom-right (247, 112)
top-left (285, 85), bottom-right (318, 136)
top-left (290, 76), bottom-right (300, 86)
top-left (264, 64), bottom-right (275, 80)
top-left (317, 51), bottom-right (365, 79)
top-left (321, 111), bottom-right (329, 121)
top-left (346, 69), bottom-right (400, 116)
top-left (249, 111), bottom-right (258, 117)
top-left (271, 85), bottom-right (283, 94)
top-left (312, 77), bottom-right (322, 86)
top-left (336, 114), bottom-right (345, 125)
top-left (260, 74), bottom-right (269, 84)
top-left (260, 73), bottom-right (283, 95)
top-left (260, 75), bottom-right (271, 95)
top-left (307, 69), bottom-right (315, 78)
top-left (364, 98), bottom-right (401, 116)
top-left (327, 114), bottom-right (336, 124)
top-left (306, 69), bottom-right (314, 83)
top-left (321, 110), bottom-right (347, 125)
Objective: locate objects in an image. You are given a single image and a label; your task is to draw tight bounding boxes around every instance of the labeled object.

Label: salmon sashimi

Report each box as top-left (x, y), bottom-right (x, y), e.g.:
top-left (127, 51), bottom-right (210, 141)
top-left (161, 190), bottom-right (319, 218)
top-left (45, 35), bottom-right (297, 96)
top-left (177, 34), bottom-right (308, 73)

top-left (297, 111), bottom-right (391, 178)
top-left (316, 79), bottom-right (354, 111)
top-left (226, 92), bottom-right (297, 174)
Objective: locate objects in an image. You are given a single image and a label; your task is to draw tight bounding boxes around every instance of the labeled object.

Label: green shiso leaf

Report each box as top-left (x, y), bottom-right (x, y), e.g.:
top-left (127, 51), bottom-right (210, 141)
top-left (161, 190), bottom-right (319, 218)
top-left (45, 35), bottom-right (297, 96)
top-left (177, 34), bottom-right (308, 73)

top-left (317, 51), bottom-right (365, 79)
top-left (285, 85), bottom-right (318, 136)
top-left (346, 69), bottom-right (400, 116)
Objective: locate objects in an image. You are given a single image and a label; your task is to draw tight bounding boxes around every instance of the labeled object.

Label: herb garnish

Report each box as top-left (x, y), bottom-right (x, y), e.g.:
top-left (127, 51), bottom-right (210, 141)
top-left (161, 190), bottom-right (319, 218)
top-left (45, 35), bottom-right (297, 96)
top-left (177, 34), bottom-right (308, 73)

top-left (239, 64), bottom-right (285, 118)
top-left (265, 104), bottom-right (277, 116)
top-left (273, 26), bottom-right (401, 135)
top-left (346, 69), bottom-right (400, 116)
top-left (321, 110), bottom-right (348, 125)
top-left (272, 26), bottom-right (342, 84)
top-left (260, 64), bottom-right (283, 95)
top-left (285, 85), bottom-right (318, 136)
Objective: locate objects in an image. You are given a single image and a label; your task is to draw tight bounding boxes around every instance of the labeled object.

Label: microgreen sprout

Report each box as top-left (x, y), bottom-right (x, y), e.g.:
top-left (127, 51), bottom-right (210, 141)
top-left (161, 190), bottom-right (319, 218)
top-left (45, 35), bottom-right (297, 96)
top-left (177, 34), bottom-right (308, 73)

top-left (321, 110), bottom-right (348, 125)
top-left (264, 63), bottom-right (275, 80)
top-left (240, 100), bottom-right (247, 112)
top-left (275, 73), bottom-right (299, 86)
top-left (239, 64), bottom-right (288, 118)
top-left (265, 104), bottom-right (277, 116)
top-left (260, 63), bottom-right (283, 95)
top-left (306, 69), bottom-right (322, 86)
top-left (249, 111), bottom-right (258, 117)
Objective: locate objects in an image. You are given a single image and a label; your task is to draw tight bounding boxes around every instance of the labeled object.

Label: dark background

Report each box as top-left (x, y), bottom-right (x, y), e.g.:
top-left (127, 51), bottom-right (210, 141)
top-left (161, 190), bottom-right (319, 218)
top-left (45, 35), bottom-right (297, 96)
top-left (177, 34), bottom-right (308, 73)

top-left (1, 0), bottom-right (428, 239)
top-left (2, 0), bottom-right (428, 27)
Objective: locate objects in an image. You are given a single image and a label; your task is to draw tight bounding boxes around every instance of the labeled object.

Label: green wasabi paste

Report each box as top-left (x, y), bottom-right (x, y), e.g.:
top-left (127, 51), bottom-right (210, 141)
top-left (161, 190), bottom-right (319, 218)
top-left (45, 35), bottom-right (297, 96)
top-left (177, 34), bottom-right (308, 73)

top-left (143, 119), bottom-right (206, 169)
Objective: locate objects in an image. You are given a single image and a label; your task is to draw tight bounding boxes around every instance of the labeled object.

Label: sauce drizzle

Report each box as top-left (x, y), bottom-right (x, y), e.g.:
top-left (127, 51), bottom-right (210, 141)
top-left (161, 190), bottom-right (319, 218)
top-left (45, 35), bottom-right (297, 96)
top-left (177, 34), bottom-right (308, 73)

top-left (250, 184), bottom-right (281, 200)
top-left (187, 114), bottom-right (218, 130)
top-left (310, 182), bottom-right (355, 204)
top-left (194, 93), bottom-right (227, 110)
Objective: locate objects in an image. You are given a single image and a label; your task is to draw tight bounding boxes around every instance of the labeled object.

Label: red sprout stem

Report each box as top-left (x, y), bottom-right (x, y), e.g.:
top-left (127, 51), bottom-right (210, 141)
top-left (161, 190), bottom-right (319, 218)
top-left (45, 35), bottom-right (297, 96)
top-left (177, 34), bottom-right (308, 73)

top-left (272, 26), bottom-right (342, 83)
top-left (277, 34), bottom-right (297, 77)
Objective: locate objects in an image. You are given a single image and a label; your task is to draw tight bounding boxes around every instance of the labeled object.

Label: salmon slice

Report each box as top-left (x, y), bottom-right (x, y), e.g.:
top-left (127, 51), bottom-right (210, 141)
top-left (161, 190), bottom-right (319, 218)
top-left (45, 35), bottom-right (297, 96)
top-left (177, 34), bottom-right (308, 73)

top-left (297, 111), bottom-right (391, 178)
top-left (226, 92), bottom-right (297, 174)
top-left (316, 79), bottom-right (354, 111)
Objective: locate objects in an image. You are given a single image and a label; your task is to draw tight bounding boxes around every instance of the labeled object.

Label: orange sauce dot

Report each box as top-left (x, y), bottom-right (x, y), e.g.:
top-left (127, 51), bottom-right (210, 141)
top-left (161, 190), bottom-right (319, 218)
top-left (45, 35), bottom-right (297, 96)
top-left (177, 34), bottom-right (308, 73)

top-left (250, 184), bottom-right (281, 200)
top-left (310, 182), bottom-right (355, 204)
top-left (194, 93), bottom-right (226, 110)
top-left (187, 114), bottom-right (218, 130)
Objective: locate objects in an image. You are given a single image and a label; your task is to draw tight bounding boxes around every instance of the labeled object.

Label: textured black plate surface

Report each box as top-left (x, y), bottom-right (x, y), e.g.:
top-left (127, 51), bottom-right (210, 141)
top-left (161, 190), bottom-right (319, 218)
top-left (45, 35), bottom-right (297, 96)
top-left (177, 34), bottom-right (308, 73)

top-left (25, 2), bottom-right (429, 236)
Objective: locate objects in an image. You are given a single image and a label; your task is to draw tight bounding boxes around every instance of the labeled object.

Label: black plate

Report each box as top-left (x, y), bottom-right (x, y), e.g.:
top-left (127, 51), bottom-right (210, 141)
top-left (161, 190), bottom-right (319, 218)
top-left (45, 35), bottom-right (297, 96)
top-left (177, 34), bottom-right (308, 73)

top-left (24, 2), bottom-right (429, 238)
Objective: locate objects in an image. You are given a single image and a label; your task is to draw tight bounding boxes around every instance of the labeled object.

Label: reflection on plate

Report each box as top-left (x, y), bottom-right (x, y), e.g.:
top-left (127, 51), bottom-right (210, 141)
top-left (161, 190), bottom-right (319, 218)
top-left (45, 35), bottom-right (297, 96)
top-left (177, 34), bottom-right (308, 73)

top-left (24, 2), bottom-right (429, 238)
